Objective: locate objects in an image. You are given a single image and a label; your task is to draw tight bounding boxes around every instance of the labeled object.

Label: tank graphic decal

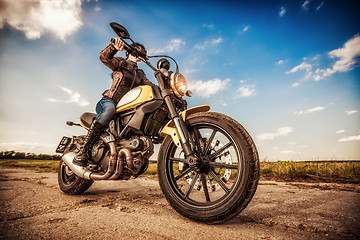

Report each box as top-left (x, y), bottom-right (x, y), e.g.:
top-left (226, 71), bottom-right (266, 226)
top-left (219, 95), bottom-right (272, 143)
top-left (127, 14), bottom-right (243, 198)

top-left (116, 85), bottom-right (154, 113)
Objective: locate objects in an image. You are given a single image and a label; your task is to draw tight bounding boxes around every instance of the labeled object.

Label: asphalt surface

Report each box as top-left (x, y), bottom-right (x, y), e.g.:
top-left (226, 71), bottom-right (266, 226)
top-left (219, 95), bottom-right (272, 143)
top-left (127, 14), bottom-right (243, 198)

top-left (0, 168), bottom-right (359, 240)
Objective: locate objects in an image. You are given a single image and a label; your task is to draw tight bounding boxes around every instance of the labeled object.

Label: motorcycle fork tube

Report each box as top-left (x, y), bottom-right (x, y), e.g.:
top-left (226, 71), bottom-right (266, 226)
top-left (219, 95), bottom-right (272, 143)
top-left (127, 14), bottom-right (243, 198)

top-left (155, 72), bottom-right (195, 157)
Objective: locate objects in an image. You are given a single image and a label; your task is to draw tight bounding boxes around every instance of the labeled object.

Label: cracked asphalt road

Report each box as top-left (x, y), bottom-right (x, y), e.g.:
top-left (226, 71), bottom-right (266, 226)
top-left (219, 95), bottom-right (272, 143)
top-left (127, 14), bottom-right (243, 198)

top-left (0, 168), bottom-right (359, 240)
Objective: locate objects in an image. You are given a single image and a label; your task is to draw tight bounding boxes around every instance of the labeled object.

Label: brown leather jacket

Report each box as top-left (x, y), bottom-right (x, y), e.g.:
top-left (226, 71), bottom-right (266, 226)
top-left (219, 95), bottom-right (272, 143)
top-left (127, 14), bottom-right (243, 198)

top-left (99, 44), bottom-right (154, 104)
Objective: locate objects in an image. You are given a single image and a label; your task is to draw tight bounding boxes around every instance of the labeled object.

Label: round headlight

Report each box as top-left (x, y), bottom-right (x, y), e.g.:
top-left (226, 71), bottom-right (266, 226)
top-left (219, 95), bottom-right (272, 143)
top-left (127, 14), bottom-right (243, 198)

top-left (170, 72), bottom-right (187, 97)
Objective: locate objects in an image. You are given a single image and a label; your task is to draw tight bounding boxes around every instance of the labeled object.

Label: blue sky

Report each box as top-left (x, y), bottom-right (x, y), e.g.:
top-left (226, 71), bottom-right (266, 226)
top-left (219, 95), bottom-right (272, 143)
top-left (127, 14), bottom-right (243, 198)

top-left (0, 0), bottom-right (359, 160)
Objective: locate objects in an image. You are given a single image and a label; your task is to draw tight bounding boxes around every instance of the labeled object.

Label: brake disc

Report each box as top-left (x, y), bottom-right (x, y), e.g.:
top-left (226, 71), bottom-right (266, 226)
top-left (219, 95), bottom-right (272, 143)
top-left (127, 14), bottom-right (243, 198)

top-left (185, 139), bottom-right (232, 192)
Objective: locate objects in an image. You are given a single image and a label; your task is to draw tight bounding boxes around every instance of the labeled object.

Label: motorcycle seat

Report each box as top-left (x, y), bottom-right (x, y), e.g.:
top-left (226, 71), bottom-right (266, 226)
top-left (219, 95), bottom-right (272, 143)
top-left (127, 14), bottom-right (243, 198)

top-left (80, 112), bottom-right (97, 128)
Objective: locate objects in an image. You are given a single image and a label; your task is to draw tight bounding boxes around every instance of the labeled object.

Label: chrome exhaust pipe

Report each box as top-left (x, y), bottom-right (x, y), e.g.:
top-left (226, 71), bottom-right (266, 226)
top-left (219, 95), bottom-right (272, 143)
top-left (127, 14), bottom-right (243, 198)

top-left (61, 151), bottom-right (92, 180)
top-left (108, 148), bottom-right (132, 180)
top-left (61, 141), bottom-right (119, 180)
top-left (88, 141), bottom-right (117, 180)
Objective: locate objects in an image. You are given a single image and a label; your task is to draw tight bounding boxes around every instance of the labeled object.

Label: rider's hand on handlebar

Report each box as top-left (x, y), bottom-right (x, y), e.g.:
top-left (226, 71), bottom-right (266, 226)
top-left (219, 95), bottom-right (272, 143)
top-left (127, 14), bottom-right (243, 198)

top-left (112, 38), bottom-right (125, 51)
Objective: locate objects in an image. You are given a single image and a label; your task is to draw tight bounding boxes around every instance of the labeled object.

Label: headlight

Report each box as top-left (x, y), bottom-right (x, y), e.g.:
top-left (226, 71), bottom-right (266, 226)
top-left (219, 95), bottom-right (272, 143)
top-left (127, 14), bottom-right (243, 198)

top-left (170, 72), bottom-right (187, 97)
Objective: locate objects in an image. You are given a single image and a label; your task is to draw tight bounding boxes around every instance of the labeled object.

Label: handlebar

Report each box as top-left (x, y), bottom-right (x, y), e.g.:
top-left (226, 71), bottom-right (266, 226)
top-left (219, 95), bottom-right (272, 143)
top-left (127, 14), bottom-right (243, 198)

top-left (110, 38), bottom-right (179, 73)
top-left (110, 38), bottom-right (148, 60)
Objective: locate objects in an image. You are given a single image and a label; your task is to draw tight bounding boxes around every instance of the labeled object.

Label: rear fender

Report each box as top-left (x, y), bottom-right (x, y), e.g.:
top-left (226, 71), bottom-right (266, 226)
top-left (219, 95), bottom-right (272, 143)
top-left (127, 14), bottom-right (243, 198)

top-left (160, 105), bottom-right (210, 148)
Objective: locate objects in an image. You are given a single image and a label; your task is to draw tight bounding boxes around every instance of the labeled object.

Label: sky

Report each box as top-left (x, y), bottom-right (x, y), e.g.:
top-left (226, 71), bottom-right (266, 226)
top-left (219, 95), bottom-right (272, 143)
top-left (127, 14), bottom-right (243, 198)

top-left (0, 0), bottom-right (359, 161)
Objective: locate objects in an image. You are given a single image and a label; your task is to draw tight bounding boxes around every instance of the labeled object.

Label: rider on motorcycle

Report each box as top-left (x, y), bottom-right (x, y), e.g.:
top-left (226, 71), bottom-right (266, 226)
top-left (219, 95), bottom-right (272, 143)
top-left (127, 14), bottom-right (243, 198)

top-left (73, 38), bottom-right (154, 167)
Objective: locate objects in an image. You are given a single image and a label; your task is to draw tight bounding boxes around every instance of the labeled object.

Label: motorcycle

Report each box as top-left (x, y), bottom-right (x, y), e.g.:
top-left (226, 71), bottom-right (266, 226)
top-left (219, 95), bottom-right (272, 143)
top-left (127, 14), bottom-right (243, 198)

top-left (56, 22), bottom-right (259, 224)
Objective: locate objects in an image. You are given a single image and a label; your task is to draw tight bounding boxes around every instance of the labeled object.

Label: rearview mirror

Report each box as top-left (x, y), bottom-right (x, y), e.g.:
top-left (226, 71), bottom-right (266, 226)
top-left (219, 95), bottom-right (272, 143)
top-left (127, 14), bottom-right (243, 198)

top-left (110, 22), bottom-right (130, 39)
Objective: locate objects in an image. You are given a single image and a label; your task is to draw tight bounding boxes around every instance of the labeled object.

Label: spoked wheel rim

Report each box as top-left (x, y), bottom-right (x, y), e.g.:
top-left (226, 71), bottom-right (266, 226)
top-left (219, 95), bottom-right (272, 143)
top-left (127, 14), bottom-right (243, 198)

top-left (60, 162), bottom-right (77, 186)
top-left (165, 122), bottom-right (245, 209)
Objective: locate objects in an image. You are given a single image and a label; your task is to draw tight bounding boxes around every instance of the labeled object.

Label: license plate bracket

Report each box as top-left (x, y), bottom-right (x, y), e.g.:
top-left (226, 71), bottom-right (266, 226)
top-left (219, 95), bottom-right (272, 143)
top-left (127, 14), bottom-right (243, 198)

top-left (56, 136), bottom-right (72, 153)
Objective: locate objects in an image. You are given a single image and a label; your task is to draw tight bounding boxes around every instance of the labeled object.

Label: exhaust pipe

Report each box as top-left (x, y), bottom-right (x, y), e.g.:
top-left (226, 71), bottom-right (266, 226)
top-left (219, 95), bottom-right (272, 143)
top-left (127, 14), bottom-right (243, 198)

top-left (61, 142), bottom-right (127, 180)
top-left (108, 148), bottom-right (132, 180)
top-left (89, 141), bottom-right (117, 180)
top-left (61, 151), bottom-right (92, 180)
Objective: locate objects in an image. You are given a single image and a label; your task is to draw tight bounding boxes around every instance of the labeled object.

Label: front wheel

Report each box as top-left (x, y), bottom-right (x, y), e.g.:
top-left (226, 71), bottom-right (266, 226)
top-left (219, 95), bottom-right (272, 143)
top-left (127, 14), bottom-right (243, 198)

top-left (157, 112), bottom-right (259, 223)
top-left (58, 158), bottom-right (93, 195)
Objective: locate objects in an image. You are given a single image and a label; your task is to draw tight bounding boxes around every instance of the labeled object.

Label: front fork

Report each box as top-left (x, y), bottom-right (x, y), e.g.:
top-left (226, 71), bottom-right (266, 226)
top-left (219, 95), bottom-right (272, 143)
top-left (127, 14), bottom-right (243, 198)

top-left (155, 71), bottom-right (199, 166)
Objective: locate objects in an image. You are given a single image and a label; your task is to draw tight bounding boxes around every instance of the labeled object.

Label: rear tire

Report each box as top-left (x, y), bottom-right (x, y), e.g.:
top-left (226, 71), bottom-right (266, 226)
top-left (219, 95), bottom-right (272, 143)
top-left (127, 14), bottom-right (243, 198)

top-left (58, 159), bottom-right (93, 195)
top-left (157, 112), bottom-right (259, 223)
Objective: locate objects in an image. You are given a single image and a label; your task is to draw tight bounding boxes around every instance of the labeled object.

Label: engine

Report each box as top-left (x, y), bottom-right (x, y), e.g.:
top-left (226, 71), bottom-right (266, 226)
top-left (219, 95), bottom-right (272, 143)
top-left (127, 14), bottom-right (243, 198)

top-left (90, 134), bottom-right (153, 180)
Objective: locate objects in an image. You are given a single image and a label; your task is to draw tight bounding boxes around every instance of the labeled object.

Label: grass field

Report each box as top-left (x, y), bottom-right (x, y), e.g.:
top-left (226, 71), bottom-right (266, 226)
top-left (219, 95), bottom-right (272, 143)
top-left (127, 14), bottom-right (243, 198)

top-left (1, 159), bottom-right (359, 183)
top-left (260, 161), bottom-right (360, 183)
top-left (0, 159), bottom-right (60, 173)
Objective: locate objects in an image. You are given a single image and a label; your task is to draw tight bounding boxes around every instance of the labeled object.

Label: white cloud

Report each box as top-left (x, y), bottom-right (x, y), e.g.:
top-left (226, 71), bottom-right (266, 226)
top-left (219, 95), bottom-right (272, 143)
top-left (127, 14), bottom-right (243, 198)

top-left (308, 67), bottom-right (336, 82)
top-left (237, 84), bottom-right (256, 97)
top-left (346, 110), bottom-right (358, 115)
top-left (194, 44), bottom-right (205, 50)
top-left (194, 37), bottom-right (223, 50)
top-left (149, 39), bottom-right (186, 54)
top-left (336, 130), bottom-right (345, 134)
top-left (277, 60), bottom-right (285, 65)
top-left (257, 127), bottom-right (294, 142)
top-left (292, 82), bottom-right (300, 87)
top-left (243, 25), bottom-right (249, 32)
top-left (279, 7), bottom-right (286, 17)
top-left (302, 0), bottom-right (311, 10)
top-left (202, 23), bottom-right (214, 30)
top-left (212, 37), bottom-right (223, 44)
top-left (0, 0), bottom-right (83, 41)
top-left (294, 106), bottom-right (325, 115)
top-left (313, 35), bottom-right (360, 81)
top-left (306, 106), bottom-right (326, 113)
top-left (315, 2), bottom-right (324, 11)
top-left (58, 85), bottom-right (73, 95)
top-left (49, 85), bottom-right (89, 106)
top-left (338, 135), bottom-right (360, 142)
top-left (68, 92), bottom-right (89, 106)
top-left (286, 62), bottom-right (312, 74)
top-left (48, 98), bottom-right (62, 103)
top-left (286, 35), bottom-right (360, 82)
top-left (188, 78), bottom-right (230, 98)
top-left (328, 35), bottom-right (360, 73)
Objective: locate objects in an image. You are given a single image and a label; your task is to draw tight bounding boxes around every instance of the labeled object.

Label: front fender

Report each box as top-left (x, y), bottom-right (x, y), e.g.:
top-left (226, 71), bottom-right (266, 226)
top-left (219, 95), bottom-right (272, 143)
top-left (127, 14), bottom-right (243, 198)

top-left (160, 105), bottom-right (210, 148)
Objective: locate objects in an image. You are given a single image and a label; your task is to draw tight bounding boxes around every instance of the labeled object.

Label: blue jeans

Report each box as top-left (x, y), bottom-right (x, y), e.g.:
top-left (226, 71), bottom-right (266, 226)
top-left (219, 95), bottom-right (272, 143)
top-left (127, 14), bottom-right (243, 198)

top-left (94, 99), bottom-right (116, 126)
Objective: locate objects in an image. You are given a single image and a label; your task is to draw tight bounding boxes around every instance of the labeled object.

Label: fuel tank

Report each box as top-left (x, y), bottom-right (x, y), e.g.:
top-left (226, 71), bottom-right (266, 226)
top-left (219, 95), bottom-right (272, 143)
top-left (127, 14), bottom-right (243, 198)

top-left (116, 85), bottom-right (154, 113)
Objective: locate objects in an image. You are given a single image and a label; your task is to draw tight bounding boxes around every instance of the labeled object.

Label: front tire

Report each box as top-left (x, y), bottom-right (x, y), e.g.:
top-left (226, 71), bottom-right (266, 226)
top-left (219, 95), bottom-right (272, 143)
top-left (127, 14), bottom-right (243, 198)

top-left (58, 159), bottom-right (93, 195)
top-left (157, 112), bottom-right (259, 223)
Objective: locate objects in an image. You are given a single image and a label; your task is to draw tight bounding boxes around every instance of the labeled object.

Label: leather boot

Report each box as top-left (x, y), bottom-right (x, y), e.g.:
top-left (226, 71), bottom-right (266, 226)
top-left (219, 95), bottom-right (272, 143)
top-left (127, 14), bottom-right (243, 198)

top-left (73, 120), bottom-right (103, 167)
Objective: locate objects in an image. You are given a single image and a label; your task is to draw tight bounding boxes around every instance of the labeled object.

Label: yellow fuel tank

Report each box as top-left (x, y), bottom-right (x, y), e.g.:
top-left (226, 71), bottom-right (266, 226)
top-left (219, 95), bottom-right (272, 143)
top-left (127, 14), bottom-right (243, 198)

top-left (116, 85), bottom-right (154, 113)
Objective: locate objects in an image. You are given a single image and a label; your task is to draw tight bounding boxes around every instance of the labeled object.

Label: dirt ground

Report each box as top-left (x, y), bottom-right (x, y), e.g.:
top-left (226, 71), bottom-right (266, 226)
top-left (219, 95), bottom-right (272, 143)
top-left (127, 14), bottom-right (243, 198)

top-left (0, 168), bottom-right (359, 240)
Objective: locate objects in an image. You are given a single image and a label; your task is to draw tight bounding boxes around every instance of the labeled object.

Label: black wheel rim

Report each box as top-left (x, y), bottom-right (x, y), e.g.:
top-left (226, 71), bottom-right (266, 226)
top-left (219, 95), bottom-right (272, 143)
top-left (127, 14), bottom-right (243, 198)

top-left (165, 122), bottom-right (244, 209)
top-left (60, 162), bottom-right (77, 186)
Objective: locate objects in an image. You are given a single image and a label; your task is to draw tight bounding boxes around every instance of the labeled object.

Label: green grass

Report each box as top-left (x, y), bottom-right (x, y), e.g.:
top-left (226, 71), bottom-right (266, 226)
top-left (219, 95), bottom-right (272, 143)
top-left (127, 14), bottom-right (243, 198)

top-left (138, 162), bottom-right (158, 179)
top-left (1, 159), bottom-right (359, 183)
top-left (260, 161), bottom-right (360, 183)
top-left (0, 159), bottom-right (60, 173)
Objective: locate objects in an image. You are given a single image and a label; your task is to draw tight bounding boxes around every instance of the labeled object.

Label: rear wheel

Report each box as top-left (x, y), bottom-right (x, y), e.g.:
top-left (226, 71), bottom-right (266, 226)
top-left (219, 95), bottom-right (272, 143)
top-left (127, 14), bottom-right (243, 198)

top-left (58, 158), bottom-right (93, 195)
top-left (157, 112), bottom-right (259, 223)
